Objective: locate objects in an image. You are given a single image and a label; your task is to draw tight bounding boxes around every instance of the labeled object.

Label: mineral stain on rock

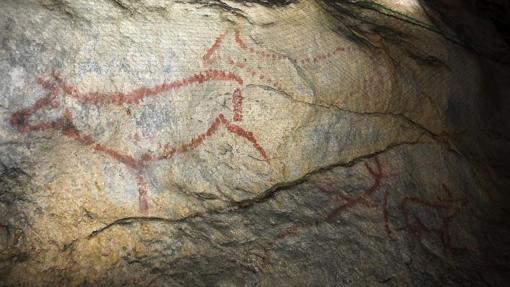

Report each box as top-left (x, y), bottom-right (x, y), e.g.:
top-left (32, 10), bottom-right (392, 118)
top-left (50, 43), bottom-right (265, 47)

top-left (1, 0), bottom-right (510, 286)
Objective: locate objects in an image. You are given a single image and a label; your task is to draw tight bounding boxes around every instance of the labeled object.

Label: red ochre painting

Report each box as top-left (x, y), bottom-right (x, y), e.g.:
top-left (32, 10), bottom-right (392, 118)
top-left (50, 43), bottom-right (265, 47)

top-left (10, 70), bottom-right (269, 213)
top-left (9, 28), bottom-right (475, 257)
top-left (9, 28), bottom-right (350, 212)
top-left (273, 157), bottom-right (474, 256)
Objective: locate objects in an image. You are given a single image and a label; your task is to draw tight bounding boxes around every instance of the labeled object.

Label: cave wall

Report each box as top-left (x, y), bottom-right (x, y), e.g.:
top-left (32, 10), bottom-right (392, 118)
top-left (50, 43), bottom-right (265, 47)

top-left (1, 0), bottom-right (509, 286)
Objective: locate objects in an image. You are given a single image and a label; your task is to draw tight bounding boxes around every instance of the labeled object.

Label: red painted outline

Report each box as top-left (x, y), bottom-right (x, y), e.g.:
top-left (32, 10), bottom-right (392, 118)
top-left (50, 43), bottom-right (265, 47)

top-left (51, 69), bottom-right (243, 106)
top-left (398, 184), bottom-right (467, 252)
top-left (270, 159), bottom-right (475, 259)
top-left (274, 224), bottom-right (303, 241)
top-left (325, 157), bottom-right (394, 238)
top-left (202, 32), bottom-right (227, 64)
top-left (273, 157), bottom-right (395, 242)
top-left (202, 29), bottom-right (348, 68)
top-left (233, 29), bottom-right (347, 66)
top-left (227, 57), bottom-right (298, 99)
top-left (232, 88), bottom-right (243, 121)
top-left (234, 30), bottom-right (248, 50)
top-left (10, 70), bottom-right (270, 213)
top-left (139, 113), bottom-right (269, 163)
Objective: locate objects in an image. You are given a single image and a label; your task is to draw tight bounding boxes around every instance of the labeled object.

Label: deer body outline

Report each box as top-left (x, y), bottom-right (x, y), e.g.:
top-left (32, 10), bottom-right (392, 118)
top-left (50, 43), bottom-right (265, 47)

top-left (9, 26), bottom-right (346, 213)
top-left (10, 69), bottom-right (270, 213)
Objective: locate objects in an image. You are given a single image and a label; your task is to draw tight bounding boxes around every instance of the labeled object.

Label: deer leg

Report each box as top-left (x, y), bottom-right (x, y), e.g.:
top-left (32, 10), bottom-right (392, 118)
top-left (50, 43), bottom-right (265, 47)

top-left (218, 114), bottom-right (270, 163)
top-left (135, 171), bottom-right (149, 213)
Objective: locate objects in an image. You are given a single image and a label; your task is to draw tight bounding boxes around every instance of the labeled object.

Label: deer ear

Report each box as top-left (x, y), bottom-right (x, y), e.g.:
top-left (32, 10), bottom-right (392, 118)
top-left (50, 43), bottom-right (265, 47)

top-left (10, 110), bottom-right (29, 131)
top-left (50, 71), bottom-right (76, 96)
top-left (63, 108), bottom-right (73, 121)
top-left (36, 76), bottom-right (58, 95)
top-left (50, 100), bottom-right (60, 108)
top-left (36, 76), bottom-right (49, 88)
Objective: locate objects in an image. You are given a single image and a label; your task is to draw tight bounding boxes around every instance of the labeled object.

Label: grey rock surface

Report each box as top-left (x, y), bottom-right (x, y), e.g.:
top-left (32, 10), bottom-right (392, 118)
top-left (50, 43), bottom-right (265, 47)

top-left (1, 0), bottom-right (509, 286)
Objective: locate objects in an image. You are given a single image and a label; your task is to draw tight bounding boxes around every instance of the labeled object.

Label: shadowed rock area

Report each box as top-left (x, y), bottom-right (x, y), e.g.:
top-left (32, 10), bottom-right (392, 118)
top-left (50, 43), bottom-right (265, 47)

top-left (1, 0), bottom-right (509, 286)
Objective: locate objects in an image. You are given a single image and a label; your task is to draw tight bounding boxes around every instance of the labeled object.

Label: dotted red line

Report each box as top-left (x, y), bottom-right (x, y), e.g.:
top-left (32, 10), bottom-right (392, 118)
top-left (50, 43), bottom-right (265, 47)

top-left (140, 112), bottom-right (269, 163)
top-left (232, 88), bottom-right (243, 121)
top-left (227, 57), bottom-right (298, 99)
top-left (300, 46), bottom-right (346, 65)
top-left (135, 173), bottom-right (149, 213)
top-left (234, 29), bottom-right (347, 66)
top-left (203, 32), bottom-right (227, 63)
top-left (51, 70), bottom-right (243, 106)
top-left (220, 114), bottom-right (269, 162)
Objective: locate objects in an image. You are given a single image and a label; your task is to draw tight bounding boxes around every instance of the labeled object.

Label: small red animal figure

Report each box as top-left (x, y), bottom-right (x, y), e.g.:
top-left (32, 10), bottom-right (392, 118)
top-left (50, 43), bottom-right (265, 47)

top-left (323, 157), bottom-right (398, 237)
top-left (9, 69), bottom-right (270, 213)
top-left (398, 184), bottom-right (467, 252)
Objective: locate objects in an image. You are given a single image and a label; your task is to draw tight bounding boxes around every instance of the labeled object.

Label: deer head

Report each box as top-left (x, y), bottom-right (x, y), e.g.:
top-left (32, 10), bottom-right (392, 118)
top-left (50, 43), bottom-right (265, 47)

top-left (10, 71), bottom-right (73, 134)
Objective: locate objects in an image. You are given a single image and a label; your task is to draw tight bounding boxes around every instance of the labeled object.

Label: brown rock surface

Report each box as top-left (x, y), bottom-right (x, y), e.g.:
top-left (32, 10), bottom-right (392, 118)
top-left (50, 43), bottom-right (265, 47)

top-left (1, 0), bottom-right (509, 286)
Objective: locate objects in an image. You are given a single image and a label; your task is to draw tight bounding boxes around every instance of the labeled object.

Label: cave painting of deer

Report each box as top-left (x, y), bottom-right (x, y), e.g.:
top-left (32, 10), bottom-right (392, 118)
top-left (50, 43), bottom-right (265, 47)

top-left (10, 67), bottom-right (270, 213)
top-left (9, 28), bottom-right (350, 212)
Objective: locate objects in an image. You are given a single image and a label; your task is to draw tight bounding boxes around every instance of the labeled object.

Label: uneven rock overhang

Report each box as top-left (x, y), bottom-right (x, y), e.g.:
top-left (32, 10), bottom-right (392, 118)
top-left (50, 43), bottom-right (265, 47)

top-left (1, 0), bottom-right (509, 286)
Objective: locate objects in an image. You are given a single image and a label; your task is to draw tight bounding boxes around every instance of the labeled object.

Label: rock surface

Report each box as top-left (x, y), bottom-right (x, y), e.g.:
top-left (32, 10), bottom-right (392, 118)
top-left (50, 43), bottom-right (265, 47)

top-left (1, 0), bottom-right (509, 286)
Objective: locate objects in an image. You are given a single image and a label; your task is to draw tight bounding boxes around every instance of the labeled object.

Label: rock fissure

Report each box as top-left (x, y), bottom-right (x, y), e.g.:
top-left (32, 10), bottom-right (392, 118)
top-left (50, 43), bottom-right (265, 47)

top-left (76, 140), bottom-right (431, 245)
top-left (2, 0), bottom-right (509, 285)
top-left (250, 83), bottom-right (444, 140)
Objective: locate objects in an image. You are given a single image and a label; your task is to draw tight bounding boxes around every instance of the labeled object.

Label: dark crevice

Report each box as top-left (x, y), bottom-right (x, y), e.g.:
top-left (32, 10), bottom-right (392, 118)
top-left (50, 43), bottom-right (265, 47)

top-left (78, 140), bottom-right (444, 245)
top-left (322, 0), bottom-right (510, 64)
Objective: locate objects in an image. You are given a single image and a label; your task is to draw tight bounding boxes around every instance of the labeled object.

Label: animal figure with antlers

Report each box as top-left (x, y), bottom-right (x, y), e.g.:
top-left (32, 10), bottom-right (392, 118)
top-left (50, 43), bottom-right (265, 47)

top-left (9, 28), bottom-right (349, 212)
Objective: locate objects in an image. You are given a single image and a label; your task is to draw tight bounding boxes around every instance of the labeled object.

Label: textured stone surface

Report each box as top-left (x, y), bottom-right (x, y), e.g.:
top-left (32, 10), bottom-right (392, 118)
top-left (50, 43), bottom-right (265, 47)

top-left (1, 0), bottom-right (509, 286)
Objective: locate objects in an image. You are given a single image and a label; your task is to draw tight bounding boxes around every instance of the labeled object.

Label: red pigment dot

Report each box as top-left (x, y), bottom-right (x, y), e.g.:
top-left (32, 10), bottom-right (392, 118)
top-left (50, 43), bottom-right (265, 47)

top-left (51, 100), bottom-right (60, 108)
